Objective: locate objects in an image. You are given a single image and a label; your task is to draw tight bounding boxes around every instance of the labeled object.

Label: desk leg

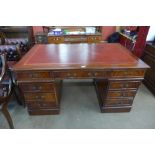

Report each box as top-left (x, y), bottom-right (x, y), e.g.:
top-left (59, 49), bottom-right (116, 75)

top-left (94, 79), bottom-right (139, 113)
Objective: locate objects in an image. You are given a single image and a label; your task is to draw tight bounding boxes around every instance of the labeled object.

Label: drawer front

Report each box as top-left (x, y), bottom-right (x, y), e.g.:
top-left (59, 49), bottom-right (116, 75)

top-left (20, 82), bottom-right (55, 92)
top-left (104, 99), bottom-right (132, 106)
top-left (109, 81), bottom-right (141, 89)
top-left (24, 93), bottom-right (56, 102)
top-left (107, 90), bottom-right (136, 98)
top-left (54, 70), bottom-right (110, 79)
top-left (111, 70), bottom-right (145, 78)
top-left (54, 71), bottom-right (90, 79)
top-left (26, 101), bottom-right (58, 109)
top-left (16, 71), bottom-right (52, 81)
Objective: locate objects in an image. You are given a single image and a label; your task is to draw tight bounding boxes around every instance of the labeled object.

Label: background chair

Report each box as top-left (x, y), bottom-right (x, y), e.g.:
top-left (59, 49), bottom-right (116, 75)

top-left (0, 45), bottom-right (24, 106)
top-left (4, 38), bottom-right (29, 56)
top-left (0, 53), bottom-right (14, 128)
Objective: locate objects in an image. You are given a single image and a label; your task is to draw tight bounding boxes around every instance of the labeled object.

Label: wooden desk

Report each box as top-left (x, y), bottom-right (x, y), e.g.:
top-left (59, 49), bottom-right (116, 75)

top-left (13, 43), bottom-right (149, 115)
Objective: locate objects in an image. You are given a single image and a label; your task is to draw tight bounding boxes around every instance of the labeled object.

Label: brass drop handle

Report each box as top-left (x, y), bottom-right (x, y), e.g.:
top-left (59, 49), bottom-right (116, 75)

top-left (43, 103), bottom-right (46, 106)
top-left (124, 83), bottom-right (129, 88)
top-left (121, 92), bottom-right (126, 97)
top-left (67, 73), bottom-right (75, 78)
top-left (35, 95), bottom-right (45, 100)
top-left (94, 72), bottom-right (98, 76)
top-left (32, 86), bottom-right (42, 90)
top-left (88, 72), bottom-right (92, 76)
top-left (124, 71), bottom-right (128, 76)
top-left (67, 73), bottom-right (71, 76)
top-left (30, 73), bottom-right (38, 78)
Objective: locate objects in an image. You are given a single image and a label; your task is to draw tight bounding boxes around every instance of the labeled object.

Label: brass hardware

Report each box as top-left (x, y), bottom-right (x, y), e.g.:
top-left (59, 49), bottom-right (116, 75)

top-left (67, 73), bottom-right (71, 76)
top-left (32, 86), bottom-right (42, 90)
top-left (124, 83), bottom-right (129, 88)
top-left (94, 72), bottom-right (98, 76)
top-left (35, 95), bottom-right (44, 99)
top-left (88, 72), bottom-right (92, 76)
top-left (30, 73), bottom-right (38, 78)
top-left (124, 71), bottom-right (128, 75)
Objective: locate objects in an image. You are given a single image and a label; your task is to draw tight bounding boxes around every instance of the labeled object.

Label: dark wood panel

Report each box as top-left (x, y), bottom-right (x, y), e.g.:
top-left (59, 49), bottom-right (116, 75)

top-left (107, 90), bottom-right (136, 98)
top-left (104, 99), bottom-right (133, 106)
top-left (16, 71), bottom-right (53, 81)
top-left (26, 101), bottom-right (59, 109)
top-left (110, 70), bottom-right (145, 78)
top-left (28, 109), bottom-right (60, 115)
top-left (24, 92), bottom-right (56, 102)
top-left (142, 43), bottom-right (155, 95)
top-left (20, 82), bottom-right (55, 92)
top-left (108, 80), bottom-right (141, 90)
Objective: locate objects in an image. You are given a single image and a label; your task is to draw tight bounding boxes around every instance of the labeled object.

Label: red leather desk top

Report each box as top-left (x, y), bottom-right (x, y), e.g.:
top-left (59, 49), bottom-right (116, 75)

top-left (13, 43), bottom-right (149, 70)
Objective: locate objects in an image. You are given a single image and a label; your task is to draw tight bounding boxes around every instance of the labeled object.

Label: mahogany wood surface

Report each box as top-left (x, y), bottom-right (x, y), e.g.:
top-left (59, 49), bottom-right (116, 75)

top-left (13, 43), bottom-right (149, 115)
top-left (13, 43), bottom-right (149, 71)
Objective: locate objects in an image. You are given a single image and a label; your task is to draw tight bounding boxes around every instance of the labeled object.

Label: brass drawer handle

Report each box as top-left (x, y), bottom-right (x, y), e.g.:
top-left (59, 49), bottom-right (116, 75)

top-left (88, 72), bottom-right (92, 76)
top-left (124, 72), bottom-right (128, 75)
top-left (124, 83), bottom-right (129, 88)
top-left (67, 73), bottom-right (75, 78)
top-left (30, 73), bottom-right (39, 78)
top-left (35, 95), bottom-right (45, 99)
top-left (67, 73), bottom-right (71, 76)
top-left (121, 92), bottom-right (125, 97)
top-left (94, 72), bottom-right (98, 76)
top-left (32, 86), bottom-right (42, 90)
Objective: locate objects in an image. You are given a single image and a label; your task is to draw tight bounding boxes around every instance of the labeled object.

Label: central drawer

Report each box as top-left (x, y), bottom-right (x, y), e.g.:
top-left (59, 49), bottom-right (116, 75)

top-left (107, 90), bottom-right (137, 98)
top-left (24, 92), bottom-right (56, 102)
top-left (54, 70), bottom-right (110, 79)
top-left (20, 82), bottom-right (55, 92)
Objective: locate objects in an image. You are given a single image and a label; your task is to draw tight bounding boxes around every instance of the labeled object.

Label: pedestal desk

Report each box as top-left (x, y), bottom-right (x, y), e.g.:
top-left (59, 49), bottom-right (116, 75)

top-left (13, 43), bottom-right (149, 115)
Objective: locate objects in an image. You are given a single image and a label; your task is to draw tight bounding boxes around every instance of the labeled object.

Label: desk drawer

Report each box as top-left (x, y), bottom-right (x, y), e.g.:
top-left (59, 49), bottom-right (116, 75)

top-left (20, 82), bottom-right (55, 92)
top-left (26, 101), bottom-right (58, 109)
top-left (16, 71), bottom-right (52, 81)
top-left (104, 99), bottom-right (133, 106)
top-left (54, 70), bottom-right (110, 79)
top-left (24, 92), bottom-right (56, 102)
top-left (109, 81), bottom-right (141, 90)
top-left (107, 90), bottom-right (136, 98)
top-left (111, 70), bottom-right (145, 78)
top-left (54, 71), bottom-right (90, 79)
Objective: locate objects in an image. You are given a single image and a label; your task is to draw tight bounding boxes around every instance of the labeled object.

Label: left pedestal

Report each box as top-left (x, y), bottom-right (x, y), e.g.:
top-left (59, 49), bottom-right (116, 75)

top-left (16, 71), bottom-right (62, 115)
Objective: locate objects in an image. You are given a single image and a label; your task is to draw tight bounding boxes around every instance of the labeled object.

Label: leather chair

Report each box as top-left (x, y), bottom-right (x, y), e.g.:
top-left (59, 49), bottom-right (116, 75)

top-left (0, 53), bottom-right (14, 128)
top-left (5, 38), bottom-right (29, 56)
